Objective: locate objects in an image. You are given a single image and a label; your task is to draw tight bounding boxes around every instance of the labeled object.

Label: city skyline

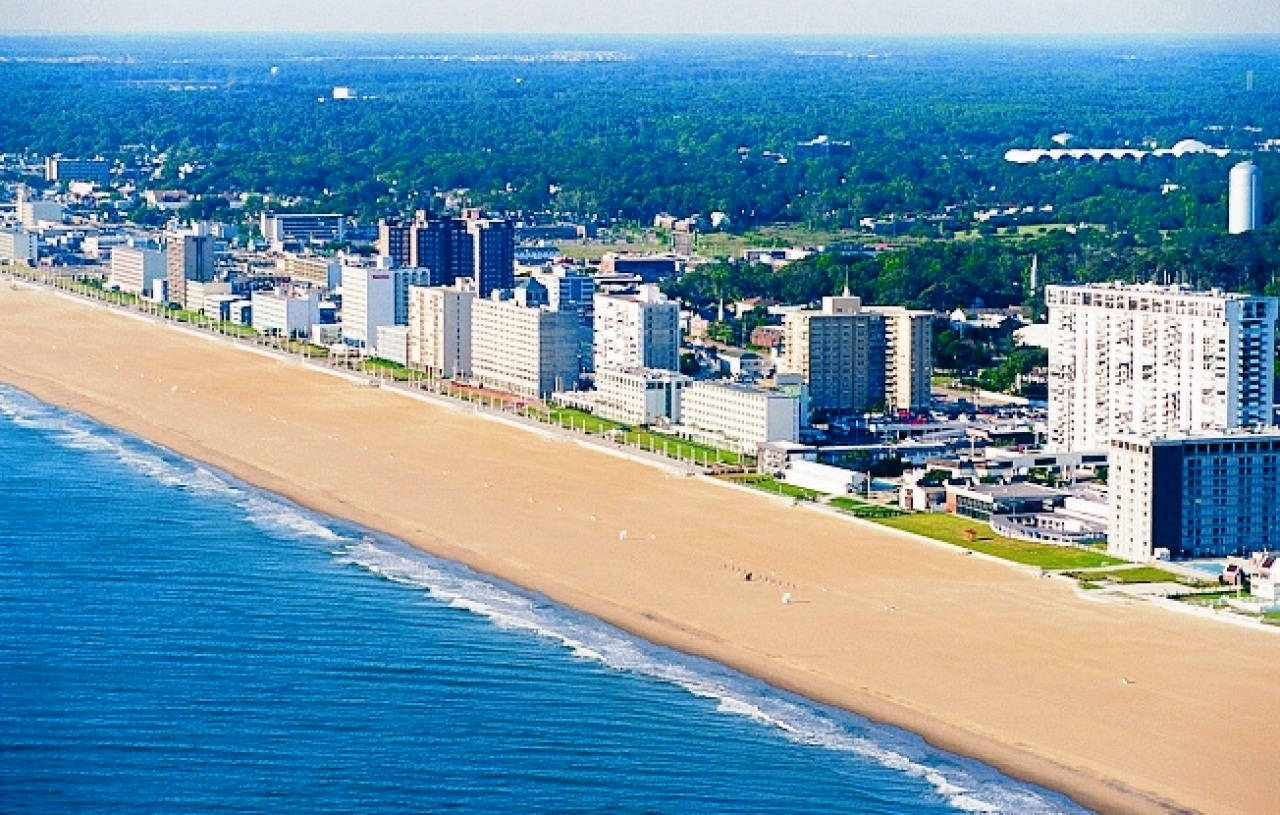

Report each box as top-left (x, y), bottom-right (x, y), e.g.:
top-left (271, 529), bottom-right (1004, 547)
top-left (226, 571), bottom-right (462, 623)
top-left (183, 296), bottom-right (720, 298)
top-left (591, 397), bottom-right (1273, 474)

top-left (2, 0), bottom-right (1279, 36)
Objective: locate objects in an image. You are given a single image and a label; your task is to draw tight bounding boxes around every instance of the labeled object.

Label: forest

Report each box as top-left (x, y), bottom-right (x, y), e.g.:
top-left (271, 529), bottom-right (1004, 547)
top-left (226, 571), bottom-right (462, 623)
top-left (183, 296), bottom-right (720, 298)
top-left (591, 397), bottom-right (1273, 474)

top-left (3, 34), bottom-right (1279, 235)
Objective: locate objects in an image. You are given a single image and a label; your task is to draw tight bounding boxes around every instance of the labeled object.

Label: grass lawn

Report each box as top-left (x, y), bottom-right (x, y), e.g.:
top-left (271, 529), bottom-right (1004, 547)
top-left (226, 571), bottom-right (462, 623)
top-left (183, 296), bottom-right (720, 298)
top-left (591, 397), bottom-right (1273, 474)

top-left (728, 474), bottom-right (823, 502)
top-left (872, 513), bottom-right (1124, 569)
top-left (1061, 566), bottom-right (1187, 584)
top-left (828, 496), bottom-right (903, 519)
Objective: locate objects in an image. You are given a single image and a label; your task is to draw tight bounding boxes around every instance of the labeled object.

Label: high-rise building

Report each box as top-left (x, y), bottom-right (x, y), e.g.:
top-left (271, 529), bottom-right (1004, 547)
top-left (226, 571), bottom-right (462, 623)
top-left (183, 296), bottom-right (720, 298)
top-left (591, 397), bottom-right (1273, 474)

top-left (407, 283), bottom-right (475, 379)
top-left (867, 306), bottom-right (933, 412)
top-left (1109, 430), bottom-right (1280, 561)
top-left (533, 265), bottom-right (597, 372)
top-left (109, 245), bottom-right (167, 296)
top-left (377, 219), bottom-right (412, 267)
top-left (165, 227), bottom-right (216, 309)
top-left (781, 293), bottom-right (886, 414)
top-left (593, 285), bottom-right (681, 373)
top-left (1228, 161), bottom-right (1263, 235)
top-left (409, 217), bottom-right (473, 283)
top-left (340, 264), bottom-right (438, 347)
top-left (471, 291), bottom-right (580, 398)
top-left (1046, 283), bottom-right (1276, 452)
top-left (465, 213), bottom-right (515, 297)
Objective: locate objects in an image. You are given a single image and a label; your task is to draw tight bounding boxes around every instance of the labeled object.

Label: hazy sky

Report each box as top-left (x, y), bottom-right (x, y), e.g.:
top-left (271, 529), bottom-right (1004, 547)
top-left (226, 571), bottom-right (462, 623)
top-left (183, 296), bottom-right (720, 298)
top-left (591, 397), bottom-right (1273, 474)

top-left (2, 0), bottom-right (1278, 36)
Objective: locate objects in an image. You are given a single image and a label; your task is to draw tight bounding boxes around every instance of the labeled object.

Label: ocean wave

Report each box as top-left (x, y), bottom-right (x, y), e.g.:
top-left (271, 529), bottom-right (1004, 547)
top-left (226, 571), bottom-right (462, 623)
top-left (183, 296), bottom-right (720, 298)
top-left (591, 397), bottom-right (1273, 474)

top-left (335, 537), bottom-right (1081, 814)
top-left (0, 384), bottom-right (1079, 813)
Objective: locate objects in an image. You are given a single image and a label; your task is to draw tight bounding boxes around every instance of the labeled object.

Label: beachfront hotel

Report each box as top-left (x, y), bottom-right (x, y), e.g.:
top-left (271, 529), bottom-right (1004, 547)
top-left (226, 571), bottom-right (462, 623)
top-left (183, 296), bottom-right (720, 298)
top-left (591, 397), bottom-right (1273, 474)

top-left (1046, 283), bottom-right (1276, 452)
top-left (164, 225), bottom-right (216, 310)
top-left (471, 288), bottom-right (580, 399)
top-left (781, 292), bottom-right (886, 414)
top-left (593, 285), bottom-right (681, 373)
top-left (407, 283), bottom-right (475, 379)
top-left (341, 264), bottom-right (438, 348)
top-left (1109, 429), bottom-right (1280, 561)
top-left (591, 367), bottom-right (691, 425)
top-left (678, 380), bottom-right (800, 454)
top-left (107, 245), bottom-right (167, 297)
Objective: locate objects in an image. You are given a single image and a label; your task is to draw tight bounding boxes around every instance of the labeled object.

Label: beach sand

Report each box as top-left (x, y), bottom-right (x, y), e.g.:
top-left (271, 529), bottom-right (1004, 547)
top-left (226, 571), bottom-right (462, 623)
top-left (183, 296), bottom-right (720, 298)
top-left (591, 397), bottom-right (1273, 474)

top-left (2, 281), bottom-right (1278, 815)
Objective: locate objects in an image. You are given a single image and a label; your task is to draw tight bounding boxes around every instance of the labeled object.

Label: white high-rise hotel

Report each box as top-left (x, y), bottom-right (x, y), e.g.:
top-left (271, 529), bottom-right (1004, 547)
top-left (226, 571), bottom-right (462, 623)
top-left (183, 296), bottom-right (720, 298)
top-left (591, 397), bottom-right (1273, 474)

top-left (593, 285), bottom-right (680, 372)
top-left (1046, 283), bottom-right (1276, 452)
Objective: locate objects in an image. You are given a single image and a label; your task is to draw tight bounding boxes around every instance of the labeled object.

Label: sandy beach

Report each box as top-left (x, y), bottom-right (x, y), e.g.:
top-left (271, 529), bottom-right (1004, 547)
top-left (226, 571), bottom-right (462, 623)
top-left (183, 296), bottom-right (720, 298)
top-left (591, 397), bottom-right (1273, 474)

top-left (2, 281), bottom-right (1278, 815)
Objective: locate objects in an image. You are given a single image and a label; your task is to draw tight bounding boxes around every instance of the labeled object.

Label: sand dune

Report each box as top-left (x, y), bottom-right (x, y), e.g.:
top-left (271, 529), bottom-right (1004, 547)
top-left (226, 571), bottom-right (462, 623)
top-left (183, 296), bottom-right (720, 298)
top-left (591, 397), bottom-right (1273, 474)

top-left (2, 282), bottom-right (1277, 815)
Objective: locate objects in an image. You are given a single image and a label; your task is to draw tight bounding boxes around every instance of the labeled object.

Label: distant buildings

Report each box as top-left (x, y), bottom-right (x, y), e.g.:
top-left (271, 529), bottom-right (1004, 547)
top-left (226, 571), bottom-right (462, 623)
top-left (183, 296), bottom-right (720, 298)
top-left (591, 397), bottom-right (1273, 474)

top-left (277, 253), bottom-right (341, 290)
top-left (109, 245), bottom-right (167, 296)
top-left (16, 190), bottom-right (63, 228)
top-left (407, 284), bottom-right (474, 379)
top-left (1110, 430), bottom-right (1280, 561)
top-left (597, 253), bottom-right (681, 283)
top-left (408, 216), bottom-right (472, 282)
top-left (471, 289), bottom-right (580, 398)
top-left (1046, 283), bottom-right (1276, 452)
top-left (781, 292), bottom-right (886, 415)
top-left (44, 156), bottom-right (110, 185)
top-left (532, 265), bottom-right (596, 371)
top-left (165, 227), bottom-right (216, 309)
top-left (593, 285), bottom-right (681, 373)
top-left (794, 135), bottom-right (852, 160)
top-left (260, 213), bottom-right (345, 248)
top-left (1228, 161), bottom-right (1263, 235)
top-left (378, 211), bottom-right (514, 297)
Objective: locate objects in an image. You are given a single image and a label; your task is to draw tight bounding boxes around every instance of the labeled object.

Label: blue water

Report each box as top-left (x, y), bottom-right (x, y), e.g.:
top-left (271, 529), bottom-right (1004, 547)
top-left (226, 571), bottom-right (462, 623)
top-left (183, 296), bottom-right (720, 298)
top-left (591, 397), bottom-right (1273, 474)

top-left (0, 384), bottom-right (1087, 814)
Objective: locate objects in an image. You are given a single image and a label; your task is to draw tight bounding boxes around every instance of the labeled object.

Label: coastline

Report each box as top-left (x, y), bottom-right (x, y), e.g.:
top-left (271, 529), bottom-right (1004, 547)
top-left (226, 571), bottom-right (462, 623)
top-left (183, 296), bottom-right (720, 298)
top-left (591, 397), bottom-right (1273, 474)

top-left (3, 282), bottom-right (1278, 814)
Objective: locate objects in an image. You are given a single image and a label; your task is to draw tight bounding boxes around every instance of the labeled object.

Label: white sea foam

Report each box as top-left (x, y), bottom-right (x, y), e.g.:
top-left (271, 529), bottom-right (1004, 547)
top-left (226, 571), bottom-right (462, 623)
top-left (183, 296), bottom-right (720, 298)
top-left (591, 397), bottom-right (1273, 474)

top-left (0, 384), bottom-right (1079, 813)
top-left (336, 537), bottom-right (1081, 814)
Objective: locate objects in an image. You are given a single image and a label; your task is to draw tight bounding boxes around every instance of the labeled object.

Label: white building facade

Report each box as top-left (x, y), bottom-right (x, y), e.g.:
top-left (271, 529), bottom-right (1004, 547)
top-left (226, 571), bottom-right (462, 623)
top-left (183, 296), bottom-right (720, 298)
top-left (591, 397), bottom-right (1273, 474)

top-left (593, 285), bottom-right (680, 372)
top-left (108, 246), bottom-right (168, 296)
top-left (679, 381), bottom-right (800, 454)
top-left (593, 367), bottom-right (691, 425)
top-left (407, 284), bottom-right (475, 378)
top-left (1046, 283), bottom-right (1276, 452)
top-left (251, 288), bottom-right (321, 337)
top-left (471, 295), bottom-right (580, 398)
top-left (1109, 431), bottom-right (1280, 561)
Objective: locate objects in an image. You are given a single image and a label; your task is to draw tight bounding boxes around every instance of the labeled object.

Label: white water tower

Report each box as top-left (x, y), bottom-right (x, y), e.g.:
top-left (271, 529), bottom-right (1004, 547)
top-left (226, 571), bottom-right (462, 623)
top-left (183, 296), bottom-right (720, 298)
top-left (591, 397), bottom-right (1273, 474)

top-left (1228, 161), bottom-right (1262, 234)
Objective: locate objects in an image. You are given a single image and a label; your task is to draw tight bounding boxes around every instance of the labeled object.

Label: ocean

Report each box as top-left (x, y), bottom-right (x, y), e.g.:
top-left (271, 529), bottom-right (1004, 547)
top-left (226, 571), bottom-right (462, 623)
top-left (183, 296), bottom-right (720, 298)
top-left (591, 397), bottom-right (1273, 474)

top-left (0, 383), bottom-right (1087, 814)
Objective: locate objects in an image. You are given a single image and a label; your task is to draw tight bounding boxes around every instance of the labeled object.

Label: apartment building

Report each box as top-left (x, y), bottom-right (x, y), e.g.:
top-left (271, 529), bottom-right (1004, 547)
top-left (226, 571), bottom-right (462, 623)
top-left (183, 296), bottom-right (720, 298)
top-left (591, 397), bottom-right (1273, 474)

top-left (781, 293), bottom-right (886, 414)
top-left (407, 284), bottom-right (475, 378)
top-left (593, 285), bottom-right (681, 373)
top-left (471, 291), bottom-right (580, 398)
top-left (680, 381), bottom-right (800, 454)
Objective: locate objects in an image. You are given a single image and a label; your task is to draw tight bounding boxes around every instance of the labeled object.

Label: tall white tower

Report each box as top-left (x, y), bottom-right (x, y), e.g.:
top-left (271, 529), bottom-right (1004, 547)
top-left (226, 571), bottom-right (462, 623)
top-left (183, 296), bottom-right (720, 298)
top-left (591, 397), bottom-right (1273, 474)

top-left (1228, 161), bottom-right (1262, 235)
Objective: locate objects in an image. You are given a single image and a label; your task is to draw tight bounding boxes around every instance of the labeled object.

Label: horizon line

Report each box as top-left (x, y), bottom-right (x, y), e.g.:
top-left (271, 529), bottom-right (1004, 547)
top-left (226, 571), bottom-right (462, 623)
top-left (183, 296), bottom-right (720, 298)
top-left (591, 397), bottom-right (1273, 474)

top-left (5, 30), bottom-right (1280, 39)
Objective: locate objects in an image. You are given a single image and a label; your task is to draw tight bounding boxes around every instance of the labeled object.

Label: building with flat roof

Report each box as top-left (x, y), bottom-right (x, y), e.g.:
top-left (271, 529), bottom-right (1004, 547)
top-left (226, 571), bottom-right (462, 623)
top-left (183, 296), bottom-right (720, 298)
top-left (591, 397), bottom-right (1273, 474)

top-left (407, 283), bottom-right (474, 378)
top-left (597, 253), bottom-right (681, 283)
top-left (252, 287), bottom-right (320, 338)
top-left (277, 253), bottom-right (341, 290)
top-left (781, 292), bottom-right (886, 415)
top-left (408, 216), bottom-right (473, 283)
top-left (679, 381), bottom-right (800, 454)
top-left (594, 285), bottom-right (680, 373)
top-left (165, 227), bottom-right (216, 309)
top-left (592, 367), bottom-right (691, 426)
top-left (375, 325), bottom-right (410, 365)
top-left (466, 213), bottom-right (515, 297)
top-left (260, 213), bottom-right (345, 248)
top-left (0, 228), bottom-right (39, 266)
top-left (341, 265), bottom-right (437, 347)
top-left (471, 290), bottom-right (580, 398)
top-left (44, 156), bottom-right (110, 184)
top-left (533, 265), bottom-right (596, 372)
top-left (16, 191), bottom-right (63, 228)
top-left (867, 306), bottom-right (933, 412)
top-left (108, 245), bottom-right (167, 296)
top-left (1046, 283), bottom-right (1276, 451)
top-left (1109, 430), bottom-right (1280, 561)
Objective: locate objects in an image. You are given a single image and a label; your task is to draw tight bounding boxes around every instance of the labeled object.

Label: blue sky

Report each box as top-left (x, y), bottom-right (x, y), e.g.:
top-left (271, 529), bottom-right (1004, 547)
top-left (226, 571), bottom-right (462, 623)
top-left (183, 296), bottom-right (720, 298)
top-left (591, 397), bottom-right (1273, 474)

top-left (2, 0), bottom-right (1277, 36)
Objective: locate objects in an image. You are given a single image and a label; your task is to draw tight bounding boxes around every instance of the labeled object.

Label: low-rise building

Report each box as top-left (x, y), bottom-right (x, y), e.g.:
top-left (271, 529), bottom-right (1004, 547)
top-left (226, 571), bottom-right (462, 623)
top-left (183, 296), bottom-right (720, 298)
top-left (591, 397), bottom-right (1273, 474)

top-left (375, 325), bottom-right (410, 366)
top-left (593, 367), bottom-right (691, 425)
top-left (277, 253), bottom-right (341, 289)
top-left (679, 381), bottom-right (800, 454)
top-left (251, 287), bottom-right (320, 338)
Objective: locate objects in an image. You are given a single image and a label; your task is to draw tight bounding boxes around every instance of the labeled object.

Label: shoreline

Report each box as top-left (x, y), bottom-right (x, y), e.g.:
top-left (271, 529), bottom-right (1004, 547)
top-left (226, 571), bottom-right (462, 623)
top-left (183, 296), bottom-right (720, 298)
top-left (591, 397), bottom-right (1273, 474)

top-left (4, 282), bottom-right (1278, 814)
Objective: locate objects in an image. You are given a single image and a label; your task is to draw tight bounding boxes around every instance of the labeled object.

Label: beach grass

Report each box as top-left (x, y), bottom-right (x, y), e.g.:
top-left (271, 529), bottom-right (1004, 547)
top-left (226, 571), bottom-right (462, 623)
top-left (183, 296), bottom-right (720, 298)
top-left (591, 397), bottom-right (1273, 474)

top-left (872, 513), bottom-right (1124, 569)
top-left (1061, 566), bottom-right (1187, 584)
top-left (828, 496), bottom-right (904, 519)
